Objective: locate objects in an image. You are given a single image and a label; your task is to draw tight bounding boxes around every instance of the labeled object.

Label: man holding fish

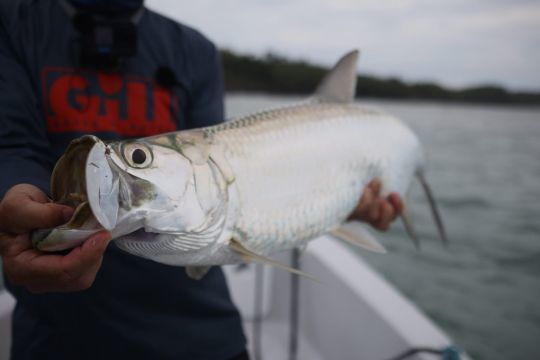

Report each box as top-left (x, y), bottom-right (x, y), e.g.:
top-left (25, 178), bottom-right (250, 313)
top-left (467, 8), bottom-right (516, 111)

top-left (0, 0), bottom-right (403, 359)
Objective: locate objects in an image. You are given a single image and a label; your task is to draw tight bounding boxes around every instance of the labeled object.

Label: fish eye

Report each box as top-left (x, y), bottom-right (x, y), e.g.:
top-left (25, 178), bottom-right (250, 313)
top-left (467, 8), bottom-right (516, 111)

top-left (132, 149), bottom-right (146, 164)
top-left (122, 143), bottom-right (153, 169)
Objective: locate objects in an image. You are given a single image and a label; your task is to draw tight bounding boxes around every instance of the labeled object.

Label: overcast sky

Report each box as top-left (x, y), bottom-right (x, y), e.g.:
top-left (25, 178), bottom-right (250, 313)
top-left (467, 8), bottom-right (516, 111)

top-left (146, 0), bottom-right (540, 91)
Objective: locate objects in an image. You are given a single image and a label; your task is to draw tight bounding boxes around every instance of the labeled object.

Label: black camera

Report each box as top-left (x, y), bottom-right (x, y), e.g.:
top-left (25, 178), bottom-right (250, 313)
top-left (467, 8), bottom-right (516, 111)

top-left (73, 12), bottom-right (138, 70)
top-left (60, 0), bottom-right (143, 70)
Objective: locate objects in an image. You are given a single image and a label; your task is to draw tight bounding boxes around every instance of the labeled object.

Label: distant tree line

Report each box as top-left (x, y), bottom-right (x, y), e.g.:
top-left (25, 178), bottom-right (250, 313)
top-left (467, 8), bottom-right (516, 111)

top-left (221, 49), bottom-right (540, 105)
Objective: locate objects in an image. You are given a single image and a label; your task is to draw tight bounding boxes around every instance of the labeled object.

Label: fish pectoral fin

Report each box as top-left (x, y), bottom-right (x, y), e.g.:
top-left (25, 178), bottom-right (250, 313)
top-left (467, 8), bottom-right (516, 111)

top-left (314, 50), bottom-right (359, 103)
top-left (330, 221), bottom-right (387, 254)
top-left (186, 266), bottom-right (212, 280)
top-left (229, 239), bottom-right (320, 282)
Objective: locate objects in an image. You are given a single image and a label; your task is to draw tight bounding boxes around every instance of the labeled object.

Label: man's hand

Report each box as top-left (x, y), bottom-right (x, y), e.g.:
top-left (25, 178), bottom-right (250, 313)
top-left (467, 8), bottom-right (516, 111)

top-left (349, 179), bottom-right (404, 231)
top-left (0, 184), bottom-right (111, 293)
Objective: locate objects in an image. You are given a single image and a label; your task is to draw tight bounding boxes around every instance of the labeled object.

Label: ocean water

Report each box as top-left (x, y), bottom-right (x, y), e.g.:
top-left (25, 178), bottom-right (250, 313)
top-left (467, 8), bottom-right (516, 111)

top-left (225, 94), bottom-right (540, 360)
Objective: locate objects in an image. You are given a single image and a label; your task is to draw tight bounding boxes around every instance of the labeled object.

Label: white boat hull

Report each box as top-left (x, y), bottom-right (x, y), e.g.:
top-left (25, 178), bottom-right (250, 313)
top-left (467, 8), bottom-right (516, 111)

top-left (224, 237), bottom-right (466, 360)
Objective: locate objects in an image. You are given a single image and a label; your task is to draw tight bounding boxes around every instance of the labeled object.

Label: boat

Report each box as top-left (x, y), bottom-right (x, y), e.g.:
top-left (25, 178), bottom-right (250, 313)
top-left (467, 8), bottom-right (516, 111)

top-left (0, 235), bottom-right (468, 360)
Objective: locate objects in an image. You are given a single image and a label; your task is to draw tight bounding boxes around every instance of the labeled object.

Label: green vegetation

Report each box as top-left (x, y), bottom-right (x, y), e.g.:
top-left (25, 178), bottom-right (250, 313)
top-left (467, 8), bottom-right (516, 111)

top-left (221, 49), bottom-right (540, 105)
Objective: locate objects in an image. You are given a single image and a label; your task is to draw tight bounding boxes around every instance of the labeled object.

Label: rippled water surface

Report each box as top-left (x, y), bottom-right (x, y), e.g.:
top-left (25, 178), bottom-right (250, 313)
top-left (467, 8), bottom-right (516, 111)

top-left (225, 94), bottom-right (540, 360)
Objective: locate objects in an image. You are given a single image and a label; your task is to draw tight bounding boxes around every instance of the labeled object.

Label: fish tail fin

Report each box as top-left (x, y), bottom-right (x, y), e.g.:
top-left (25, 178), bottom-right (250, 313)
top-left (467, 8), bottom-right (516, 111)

top-left (416, 171), bottom-right (448, 247)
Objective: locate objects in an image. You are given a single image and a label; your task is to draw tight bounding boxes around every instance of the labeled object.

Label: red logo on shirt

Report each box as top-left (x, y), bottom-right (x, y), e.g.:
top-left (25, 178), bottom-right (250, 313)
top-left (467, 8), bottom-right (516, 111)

top-left (42, 68), bottom-right (177, 136)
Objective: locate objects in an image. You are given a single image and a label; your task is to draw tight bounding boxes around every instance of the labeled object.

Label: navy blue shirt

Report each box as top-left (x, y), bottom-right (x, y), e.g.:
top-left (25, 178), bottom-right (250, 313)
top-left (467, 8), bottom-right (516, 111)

top-left (0, 1), bottom-right (246, 359)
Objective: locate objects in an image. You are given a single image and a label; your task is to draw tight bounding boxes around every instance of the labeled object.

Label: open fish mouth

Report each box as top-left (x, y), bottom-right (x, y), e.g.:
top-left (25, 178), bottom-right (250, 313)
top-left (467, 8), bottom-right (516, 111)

top-left (52, 135), bottom-right (119, 231)
top-left (84, 139), bottom-right (119, 230)
top-left (32, 136), bottom-right (120, 251)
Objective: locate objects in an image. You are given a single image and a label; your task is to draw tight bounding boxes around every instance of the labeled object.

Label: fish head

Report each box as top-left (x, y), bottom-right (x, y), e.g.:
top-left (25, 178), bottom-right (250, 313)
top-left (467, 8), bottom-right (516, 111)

top-left (40, 134), bottom-right (203, 251)
top-left (91, 137), bottom-right (199, 234)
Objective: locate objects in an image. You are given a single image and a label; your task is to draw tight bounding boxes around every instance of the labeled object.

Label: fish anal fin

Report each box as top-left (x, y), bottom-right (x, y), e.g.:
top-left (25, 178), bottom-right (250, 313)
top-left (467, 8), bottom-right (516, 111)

top-left (331, 221), bottom-right (386, 254)
top-left (400, 205), bottom-right (421, 250)
top-left (229, 239), bottom-right (320, 282)
top-left (186, 266), bottom-right (212, 280)
top-left (315, 50), bottom-right (359, 103)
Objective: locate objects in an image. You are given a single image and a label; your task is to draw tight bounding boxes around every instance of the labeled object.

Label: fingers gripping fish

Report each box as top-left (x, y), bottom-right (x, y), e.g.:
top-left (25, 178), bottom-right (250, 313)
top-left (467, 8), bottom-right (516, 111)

top-left (32, 50), bottom-right (447, 279)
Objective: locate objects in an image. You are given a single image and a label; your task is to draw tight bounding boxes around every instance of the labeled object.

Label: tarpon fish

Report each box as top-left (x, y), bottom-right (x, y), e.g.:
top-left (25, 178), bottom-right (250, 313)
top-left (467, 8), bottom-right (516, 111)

top-left (33, 50), bottom-right (446, 279)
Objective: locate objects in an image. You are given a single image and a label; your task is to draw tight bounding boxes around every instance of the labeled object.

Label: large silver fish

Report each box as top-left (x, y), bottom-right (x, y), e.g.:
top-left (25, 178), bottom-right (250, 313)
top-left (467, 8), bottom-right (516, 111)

top-left (33, 51), bottom-right (446, 279)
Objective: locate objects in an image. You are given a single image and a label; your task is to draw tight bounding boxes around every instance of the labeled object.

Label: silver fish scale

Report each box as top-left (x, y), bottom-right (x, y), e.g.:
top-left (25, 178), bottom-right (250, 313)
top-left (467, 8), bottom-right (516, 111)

top-left (208, 101), bottom-right (423, 255)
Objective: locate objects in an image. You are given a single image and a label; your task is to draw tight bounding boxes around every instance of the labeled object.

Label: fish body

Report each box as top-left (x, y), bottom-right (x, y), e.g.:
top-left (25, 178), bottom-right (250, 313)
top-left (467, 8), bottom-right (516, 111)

top-left (112, 101), bottom-right (423, 266)
top-left (33, 51), bottom-right (444, 276)
top-left (210, 102), bottom-right (422, 253)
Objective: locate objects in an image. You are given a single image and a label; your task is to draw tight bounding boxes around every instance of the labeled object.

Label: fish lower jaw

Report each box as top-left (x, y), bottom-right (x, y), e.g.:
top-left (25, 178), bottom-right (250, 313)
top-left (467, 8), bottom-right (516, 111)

top-left (115, 236), bottom-right (242, 266)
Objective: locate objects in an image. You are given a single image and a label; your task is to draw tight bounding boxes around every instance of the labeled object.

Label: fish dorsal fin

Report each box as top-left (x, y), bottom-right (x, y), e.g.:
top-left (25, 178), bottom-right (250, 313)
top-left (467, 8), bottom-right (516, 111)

top-left (229, 238), bottom-right (320, 282)
top-left (314, 50), bottom-right (359, 103)
top-left (331, 221), bottom-right (386, 253)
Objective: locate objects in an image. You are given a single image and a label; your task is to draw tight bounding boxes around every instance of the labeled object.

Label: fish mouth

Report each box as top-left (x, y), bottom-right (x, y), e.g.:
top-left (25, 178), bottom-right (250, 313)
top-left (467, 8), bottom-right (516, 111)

top-left (51, 135), bottom-right (119, 231)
